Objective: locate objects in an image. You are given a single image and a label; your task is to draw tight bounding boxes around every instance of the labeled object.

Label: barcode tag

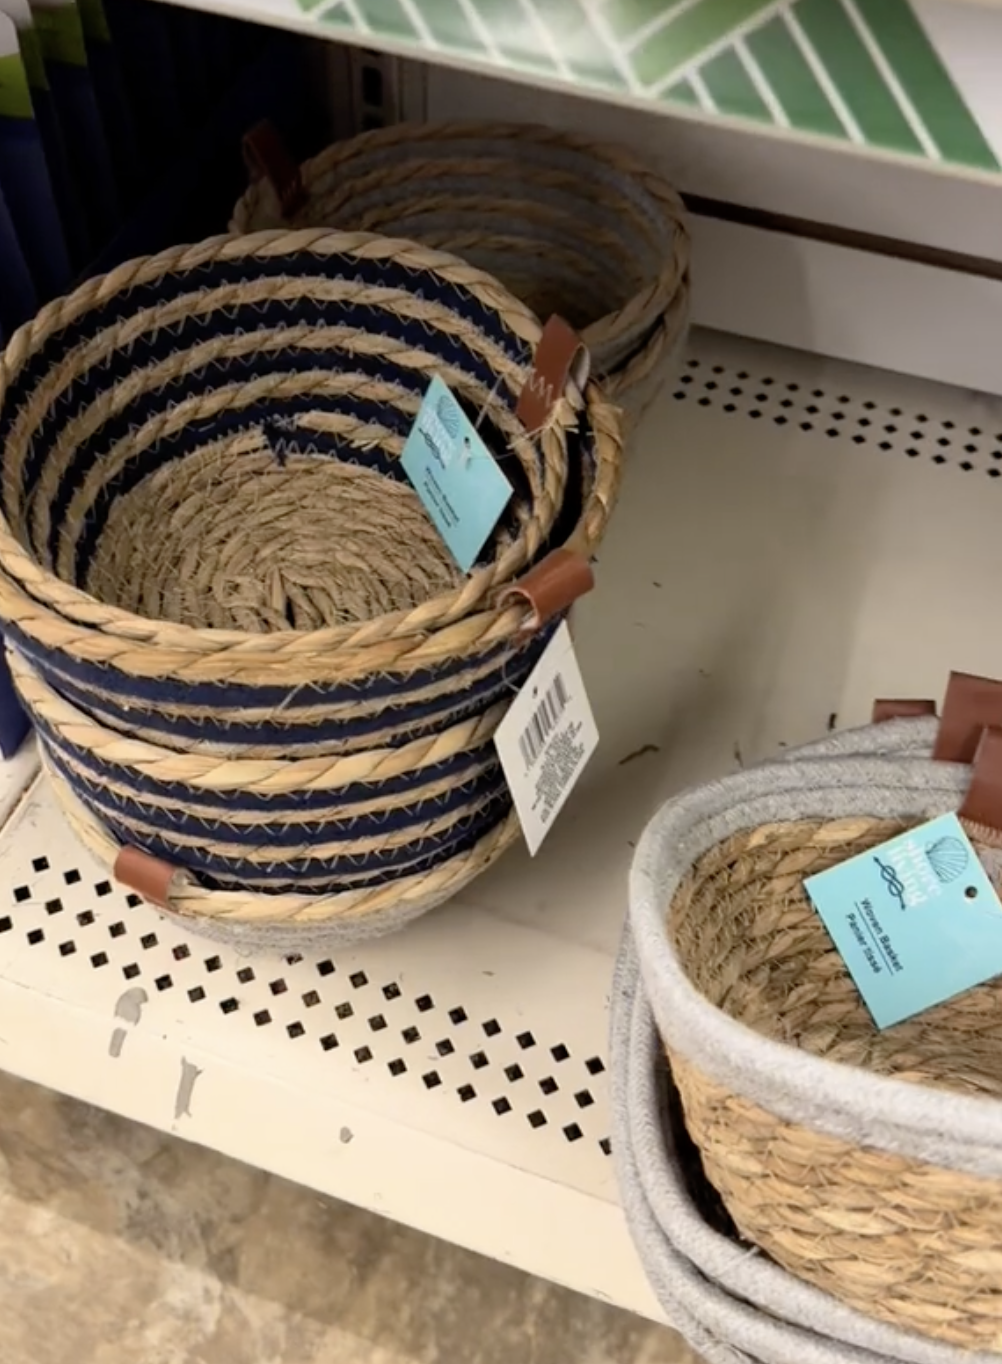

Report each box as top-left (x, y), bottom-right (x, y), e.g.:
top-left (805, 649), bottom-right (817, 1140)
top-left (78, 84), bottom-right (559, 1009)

top-left (494, 621), bottom-right (598, 855)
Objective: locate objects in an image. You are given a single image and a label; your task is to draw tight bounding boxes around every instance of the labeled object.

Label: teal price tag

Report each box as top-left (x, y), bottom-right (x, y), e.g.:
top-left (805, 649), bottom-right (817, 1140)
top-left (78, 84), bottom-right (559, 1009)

top-left (804, 813), bottom-right (1002, 1028)
top-left (400, 376), bottom-right (514, 574)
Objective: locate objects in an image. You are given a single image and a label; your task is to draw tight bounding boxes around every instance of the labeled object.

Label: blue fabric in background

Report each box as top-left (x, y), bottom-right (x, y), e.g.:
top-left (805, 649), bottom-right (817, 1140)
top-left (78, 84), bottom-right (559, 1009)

top-left (0, 112), bottom-right (71, 296)
top-left (0, 15), bottom-right (318, 761)
top-left (25, 77), bottom-right (87, 268)
top-left (0, 175), bottom-right (36, 335)
top-left (101, 0), bottom-right (182, 173)
top-left (83, 25), bottom-right (142, 206)
top-left (43, 56), bottom-right (121, 249)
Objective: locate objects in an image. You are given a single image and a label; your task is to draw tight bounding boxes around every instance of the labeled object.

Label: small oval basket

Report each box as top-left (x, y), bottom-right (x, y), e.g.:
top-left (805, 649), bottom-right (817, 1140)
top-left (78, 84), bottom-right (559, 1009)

top-left (0, 229), bottom-right (623, 942)
top-left (630, 733), bottom-right (1002, 1352)
top-left (231, 120), bottom-right (690, 421)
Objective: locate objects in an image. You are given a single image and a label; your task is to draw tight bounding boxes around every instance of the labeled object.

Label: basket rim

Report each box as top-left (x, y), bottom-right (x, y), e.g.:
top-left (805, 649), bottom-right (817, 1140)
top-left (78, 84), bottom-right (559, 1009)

top-left (0, 229), bottom-right (623, 681)
top-left (229, 119), bottom-right (690, 359)
top-left (628, 732), bottom-right (1002, 1179)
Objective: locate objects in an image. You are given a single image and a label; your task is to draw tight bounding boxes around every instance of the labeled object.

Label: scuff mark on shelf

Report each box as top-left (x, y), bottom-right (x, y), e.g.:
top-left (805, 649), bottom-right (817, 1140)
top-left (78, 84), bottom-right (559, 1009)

top-left (618, 743), bottom-right (660, 767)
top-left (108, 987), bottom-right (148, 1058)
top-left (174, 1058), bottom-right (203, 1119)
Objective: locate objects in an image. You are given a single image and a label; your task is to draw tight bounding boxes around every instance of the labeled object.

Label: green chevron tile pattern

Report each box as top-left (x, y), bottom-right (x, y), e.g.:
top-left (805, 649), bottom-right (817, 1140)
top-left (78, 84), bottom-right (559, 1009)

top-left (744, 17), bottom-right (847, 140)
top-left (699, 47), bottom-right (772, 122)
top-left (854, 0), bottom-right (998, 169)
top-left (310, 0), bottom-right (1001, 173)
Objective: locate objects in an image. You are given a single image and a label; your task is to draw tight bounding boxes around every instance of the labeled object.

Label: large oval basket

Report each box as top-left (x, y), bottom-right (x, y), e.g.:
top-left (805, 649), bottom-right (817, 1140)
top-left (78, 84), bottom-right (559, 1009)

top-left (231, 121), bottom-right (689, 420)
top-left (630, 738), bottom-right (1002, 1352)
top-left (0, 229), bottom-right (623, 942)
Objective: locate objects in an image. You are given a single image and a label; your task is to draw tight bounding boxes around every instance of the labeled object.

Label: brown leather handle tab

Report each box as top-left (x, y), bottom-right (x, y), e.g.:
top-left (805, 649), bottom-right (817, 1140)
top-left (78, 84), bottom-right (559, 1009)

top-left (871, 698), bottom-right (937, 724)
top-left (516, 316), bottom-right (590, 431)
top-left (960, 726), bottom-right (1002, 837)
top-left (242, 120), bottom-right (306, 218)
top-left (497, 549), bottom-right (594, 635)
top-left (934, 671), bottom-right (1002, 762)
top-left (114, 846), bottom-right (180, 910)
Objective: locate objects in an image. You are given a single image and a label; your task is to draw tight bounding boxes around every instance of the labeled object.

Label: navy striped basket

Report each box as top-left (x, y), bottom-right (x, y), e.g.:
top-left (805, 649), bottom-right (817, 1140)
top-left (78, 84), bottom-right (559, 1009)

top-left (0, 229), bottom-right (622, 943)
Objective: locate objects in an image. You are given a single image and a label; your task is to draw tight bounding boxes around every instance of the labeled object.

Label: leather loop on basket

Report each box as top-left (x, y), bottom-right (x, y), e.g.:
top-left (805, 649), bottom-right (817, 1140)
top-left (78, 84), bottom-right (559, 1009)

top-left (516, 316), bottom-right (590, 431)
top-left (114, 845), bottom-right (180, 910)
top-left (871, 698), bottom-right (937, 724)
top-left (242, 120), bottom-right (306, 218)
top-left (960, 726), bottom-right (1002, 840)
top-left (497, 548), bottom-right (594, 636)
top-left (933, 671), bottom-right (1002, 762)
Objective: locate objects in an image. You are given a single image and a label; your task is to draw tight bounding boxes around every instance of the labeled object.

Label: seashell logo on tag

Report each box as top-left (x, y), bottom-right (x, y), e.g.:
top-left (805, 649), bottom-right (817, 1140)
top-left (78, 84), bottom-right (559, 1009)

top-left (925, 836), bottom-right (969, 884)
top-left (421, 391), bottom-right (466, 470)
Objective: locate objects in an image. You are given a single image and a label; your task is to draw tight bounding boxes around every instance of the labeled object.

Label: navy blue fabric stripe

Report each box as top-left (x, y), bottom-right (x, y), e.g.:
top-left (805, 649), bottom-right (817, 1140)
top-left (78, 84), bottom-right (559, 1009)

top-left (35, 709), bottom-right (498, 812)
top-left (46, 741), bottom-right (507, 845)
top-left (39, 625), bottom-right (550, 747)
top-left (45, 347), bottom-right (534, 578)
top-left (7, 282), bottom-right (532, 547)
top-left (7, 617), bottom-right (554, 711)
top-left (76, 781), bottom-right (512, 888)
top-left (0, 250), bottom-right (531, 484)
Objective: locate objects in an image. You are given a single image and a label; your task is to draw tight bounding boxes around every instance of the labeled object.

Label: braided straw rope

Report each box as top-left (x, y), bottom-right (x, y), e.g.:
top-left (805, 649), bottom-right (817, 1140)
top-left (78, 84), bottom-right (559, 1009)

top-left (34, 631), bottom-right (525, 733)
top-left (79, 784), bottom-right (505, 869)
top-left (230, 120), bottom-right (689, 386)
top-left (0, 230), bottom-right (623, 686)
top-left (45, 754), bottom-right (520, 927)
top-left (10, 650), bottom-right (508, 795)
top-left (668, 816), bottom-right (1002, 1350)
top-left (48, 737), bottom-right (499, 828)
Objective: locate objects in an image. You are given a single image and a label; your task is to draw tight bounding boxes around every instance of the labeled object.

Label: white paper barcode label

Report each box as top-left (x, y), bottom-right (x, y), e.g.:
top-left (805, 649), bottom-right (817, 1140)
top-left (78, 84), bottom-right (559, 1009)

top-left (494, 621), bottom-right (598, 855)
top-left (518, 673), bottom-right (569, 768)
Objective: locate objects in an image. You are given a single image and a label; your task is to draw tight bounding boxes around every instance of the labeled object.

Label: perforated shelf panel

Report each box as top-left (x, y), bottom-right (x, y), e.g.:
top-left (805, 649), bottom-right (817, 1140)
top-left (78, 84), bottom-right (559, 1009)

top-left (3, 328), bottom-right (1002, 1319)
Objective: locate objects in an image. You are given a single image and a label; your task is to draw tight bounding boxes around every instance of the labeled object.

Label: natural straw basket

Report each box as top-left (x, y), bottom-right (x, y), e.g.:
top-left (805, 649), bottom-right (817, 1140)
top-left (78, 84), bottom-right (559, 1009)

top-left (0, 230), bottom-right (620, 728)
top-left (614, 918), bottom-right (993, 1364)
top-left (231, 121), bottom-right (690, 419)
top-left (0, 229), bottom-right (622, 939)
top-left (630, 745), bottom-right (1002, 1352)
top-left (11, 646), bottom-right (520, 890)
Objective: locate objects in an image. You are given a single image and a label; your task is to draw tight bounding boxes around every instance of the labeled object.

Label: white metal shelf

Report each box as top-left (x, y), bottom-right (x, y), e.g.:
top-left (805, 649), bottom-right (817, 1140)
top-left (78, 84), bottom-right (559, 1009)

top-left (2, 328), bottom-right (1002, 1318)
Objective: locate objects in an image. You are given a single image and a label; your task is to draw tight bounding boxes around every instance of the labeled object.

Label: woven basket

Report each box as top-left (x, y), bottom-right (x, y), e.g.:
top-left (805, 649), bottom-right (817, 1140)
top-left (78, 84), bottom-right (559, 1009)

top-left (629, 743), bottom-right (1002, 1352)
top-left (0, 230), bottom-right (620, 728)
top-left (12, 643), bottom-right (522, 891)
top-left (230, 121), bottom-right (690, 419)
top-left (0, 229), bottom-right (622, 940)
top-left (613, 912), bottom-right (985, 1364)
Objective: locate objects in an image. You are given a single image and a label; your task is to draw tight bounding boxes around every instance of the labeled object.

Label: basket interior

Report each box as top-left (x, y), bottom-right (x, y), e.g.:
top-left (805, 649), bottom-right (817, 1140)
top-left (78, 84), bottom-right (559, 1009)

top-left (283, 136), bottom-right (684, 347)
top-left (0, 245), bottom-right (552, 631)
top-left (669, 818), bottom-right (1002, 1102)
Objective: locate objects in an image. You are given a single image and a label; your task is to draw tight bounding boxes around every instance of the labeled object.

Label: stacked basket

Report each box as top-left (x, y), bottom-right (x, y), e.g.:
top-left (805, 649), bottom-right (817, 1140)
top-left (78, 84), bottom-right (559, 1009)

top-left (232, 120), bottom-right (690, 427)
top-left (618, 700), bottom-right (1002, 1362)
top-left (0, 228), bottom-right (622, 946)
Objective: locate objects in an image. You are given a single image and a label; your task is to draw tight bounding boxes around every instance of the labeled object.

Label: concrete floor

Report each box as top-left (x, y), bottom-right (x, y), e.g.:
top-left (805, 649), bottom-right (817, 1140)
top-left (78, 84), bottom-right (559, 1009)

top-left (0, 1069), bottom-right (701, 1364)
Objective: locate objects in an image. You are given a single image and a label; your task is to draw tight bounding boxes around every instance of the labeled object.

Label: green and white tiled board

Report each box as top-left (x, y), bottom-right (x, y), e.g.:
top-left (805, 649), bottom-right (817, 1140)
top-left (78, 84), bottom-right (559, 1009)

top-left (302, 0), bottom-right (1002, 174)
